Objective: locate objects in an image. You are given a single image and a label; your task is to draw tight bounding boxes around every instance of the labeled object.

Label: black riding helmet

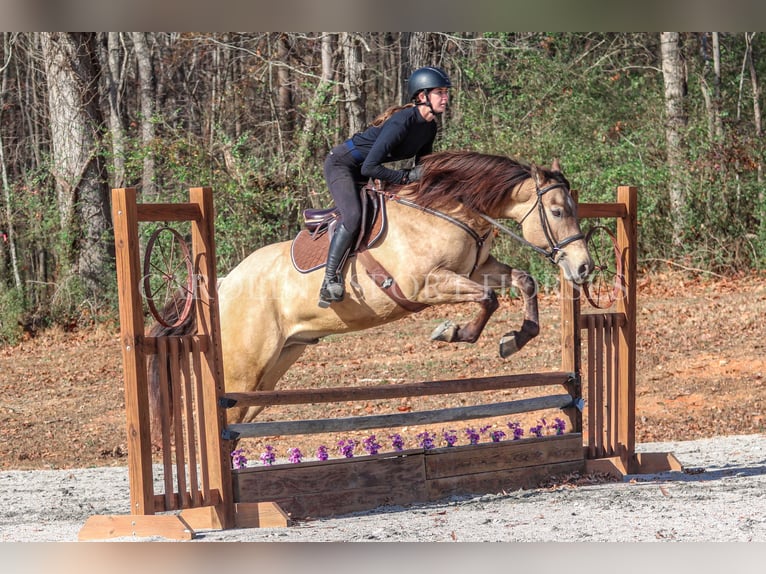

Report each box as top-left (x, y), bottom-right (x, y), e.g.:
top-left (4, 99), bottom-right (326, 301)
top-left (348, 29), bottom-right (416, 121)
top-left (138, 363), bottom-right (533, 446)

top-left (407, 66), bottom-right (452, 104)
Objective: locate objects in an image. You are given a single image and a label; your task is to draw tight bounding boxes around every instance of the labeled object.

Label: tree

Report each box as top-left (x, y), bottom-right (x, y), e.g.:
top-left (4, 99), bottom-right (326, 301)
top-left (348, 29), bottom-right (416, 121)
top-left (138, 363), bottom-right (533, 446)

top-left (660, 32), bottom-right (688, 249)
top-left (40, 32), bottom-right (111, 303)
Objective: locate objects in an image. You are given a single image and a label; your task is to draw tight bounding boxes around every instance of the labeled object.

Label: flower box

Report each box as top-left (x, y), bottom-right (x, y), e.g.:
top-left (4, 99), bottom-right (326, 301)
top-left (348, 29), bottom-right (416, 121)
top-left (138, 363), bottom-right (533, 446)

top-left (232, 433), bottom-right (584, 520)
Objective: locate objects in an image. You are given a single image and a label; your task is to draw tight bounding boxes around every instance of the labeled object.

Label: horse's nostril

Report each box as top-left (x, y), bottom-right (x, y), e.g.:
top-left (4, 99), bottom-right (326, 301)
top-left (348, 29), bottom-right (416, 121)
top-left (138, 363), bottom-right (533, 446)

top-left (578, 262), bottom-right (591, 280)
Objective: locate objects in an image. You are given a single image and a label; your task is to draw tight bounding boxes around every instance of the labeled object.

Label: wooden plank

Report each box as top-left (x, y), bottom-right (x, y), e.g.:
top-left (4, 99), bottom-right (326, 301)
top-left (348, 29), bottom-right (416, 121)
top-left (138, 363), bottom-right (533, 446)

top-left (156, 337), bottom-right (175, 511)
top-left (586, 315), bottom-right (596, 458)
top-left (222, 371), bottom-right (573, 408)
top-left (190, 187), bottom-right (235, 530)
top-left (578, 202), bottom-right (628, 219)
top-left (233, 452), bottom-right (428, 520)
top-left (167, 337), bottom-right (188, 507)
top-left (426, 459), bottom-right (585, 501)
top-left (78, 515), bottom-right (195, 541)
top-left (136, 202), bottom-right (202, 222)
top-left (424, 434), bottom-right (583, 479)
top-left (180, 336), bottom-right (201, 507)
top-left (225, 394), bottom-right (575, 439)
top-left (616, 186), bottom-right (637, 460)
top-left (112, 188), bottom-right (155, 516)
top-left (233, 451), bottom-right (426, 499)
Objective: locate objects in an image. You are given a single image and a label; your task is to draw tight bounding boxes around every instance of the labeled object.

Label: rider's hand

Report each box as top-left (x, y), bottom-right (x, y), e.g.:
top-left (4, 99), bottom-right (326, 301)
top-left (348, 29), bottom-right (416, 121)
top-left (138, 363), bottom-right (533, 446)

top-left (402, 164), bottom-right (424, 184)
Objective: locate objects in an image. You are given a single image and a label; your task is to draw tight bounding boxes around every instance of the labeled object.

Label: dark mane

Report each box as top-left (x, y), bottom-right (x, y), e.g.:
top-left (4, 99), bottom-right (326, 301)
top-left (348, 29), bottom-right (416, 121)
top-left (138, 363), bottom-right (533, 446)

top-left (410, 151), bottom-right (567, 213)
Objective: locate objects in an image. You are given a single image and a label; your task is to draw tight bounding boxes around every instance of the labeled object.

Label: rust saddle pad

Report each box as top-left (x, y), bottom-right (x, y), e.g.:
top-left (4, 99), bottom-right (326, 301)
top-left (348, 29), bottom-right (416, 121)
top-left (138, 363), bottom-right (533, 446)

top-left (290, 199), bottom-right (387, 273)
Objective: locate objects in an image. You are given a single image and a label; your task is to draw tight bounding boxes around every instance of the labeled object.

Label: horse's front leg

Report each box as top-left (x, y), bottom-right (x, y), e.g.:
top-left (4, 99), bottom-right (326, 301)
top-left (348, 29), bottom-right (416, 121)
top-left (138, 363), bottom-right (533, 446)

top-left (419, 270), bottom-right (499, 344)
top-left (469, 256), bottom-right (540, 358)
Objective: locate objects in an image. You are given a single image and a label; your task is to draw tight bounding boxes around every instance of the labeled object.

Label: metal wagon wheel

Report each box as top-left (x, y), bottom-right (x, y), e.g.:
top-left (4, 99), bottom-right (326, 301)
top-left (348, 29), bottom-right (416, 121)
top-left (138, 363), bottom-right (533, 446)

top-left (583, 224), bottom-right (624, 309)
top-left (142, 226), bottom-right (194, 328)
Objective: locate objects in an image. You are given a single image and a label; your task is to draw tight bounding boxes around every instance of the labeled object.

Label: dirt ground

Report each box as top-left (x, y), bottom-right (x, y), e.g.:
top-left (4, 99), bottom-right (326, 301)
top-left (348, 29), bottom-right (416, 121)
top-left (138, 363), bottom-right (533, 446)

top-left (1, 269), bottom-right (765, 470)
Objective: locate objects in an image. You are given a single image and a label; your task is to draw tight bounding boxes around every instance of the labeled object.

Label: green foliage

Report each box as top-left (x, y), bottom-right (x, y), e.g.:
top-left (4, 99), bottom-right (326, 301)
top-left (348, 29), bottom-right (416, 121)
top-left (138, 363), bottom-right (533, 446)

top-left (0, 287), bottom-right (24, 345)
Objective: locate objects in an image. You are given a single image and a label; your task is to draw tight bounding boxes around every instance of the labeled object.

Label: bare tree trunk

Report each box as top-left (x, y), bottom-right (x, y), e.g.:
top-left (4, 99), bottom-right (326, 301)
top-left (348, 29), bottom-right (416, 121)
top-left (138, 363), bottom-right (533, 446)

top-left (97, 32), bottom-right (126, 188)
top-left (0, 33), bottom-right (22, 290)
top-left (660, 32), bottom-right (688, 249)
top-left (41, 32), bottom-right (111, 299)
top-left (341, 32), bottom-right (365, 135)
top-left (132, 32), bottom-right (156, 198)
top-left (276, 33), bottom-right (294, 134)
top-left (700, 33), bottom-right (724, 142)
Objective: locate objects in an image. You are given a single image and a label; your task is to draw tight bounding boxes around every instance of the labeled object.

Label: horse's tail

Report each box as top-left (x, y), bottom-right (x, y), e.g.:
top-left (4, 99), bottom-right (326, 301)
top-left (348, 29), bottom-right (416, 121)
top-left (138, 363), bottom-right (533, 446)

top-left (147, 289), bottom-right (197, 448)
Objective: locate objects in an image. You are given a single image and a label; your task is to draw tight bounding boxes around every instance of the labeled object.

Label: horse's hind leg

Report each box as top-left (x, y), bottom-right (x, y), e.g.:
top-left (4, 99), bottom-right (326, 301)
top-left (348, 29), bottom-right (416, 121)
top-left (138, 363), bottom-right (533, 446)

top-left (498, 268), bottom-right (540, 358)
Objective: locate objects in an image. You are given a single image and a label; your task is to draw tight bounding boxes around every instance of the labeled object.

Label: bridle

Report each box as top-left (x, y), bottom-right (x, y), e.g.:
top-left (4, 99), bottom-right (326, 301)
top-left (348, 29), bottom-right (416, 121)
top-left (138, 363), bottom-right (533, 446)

top-left (475, 180), bottom-right (584, 265)
top-left (372, 175), bottom-right (584, 269)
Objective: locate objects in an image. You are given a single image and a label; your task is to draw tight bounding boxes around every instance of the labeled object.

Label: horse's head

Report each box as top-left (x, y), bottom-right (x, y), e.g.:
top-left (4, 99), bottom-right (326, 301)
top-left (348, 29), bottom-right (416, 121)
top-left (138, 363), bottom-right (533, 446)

top-left (509, 159), bottom-right (593, 284)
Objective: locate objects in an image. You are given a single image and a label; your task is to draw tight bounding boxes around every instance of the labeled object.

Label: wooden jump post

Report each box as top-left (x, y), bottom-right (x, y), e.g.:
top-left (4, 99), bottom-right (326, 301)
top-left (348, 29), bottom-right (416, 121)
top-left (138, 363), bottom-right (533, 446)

top-left (79, 184), bottom-right (678, 539)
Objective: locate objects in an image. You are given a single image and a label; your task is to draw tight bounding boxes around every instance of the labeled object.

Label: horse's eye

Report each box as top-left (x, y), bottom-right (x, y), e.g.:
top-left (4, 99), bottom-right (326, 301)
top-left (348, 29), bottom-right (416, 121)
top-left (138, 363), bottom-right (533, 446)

top-left (550, 207), bottom-right (563, 218)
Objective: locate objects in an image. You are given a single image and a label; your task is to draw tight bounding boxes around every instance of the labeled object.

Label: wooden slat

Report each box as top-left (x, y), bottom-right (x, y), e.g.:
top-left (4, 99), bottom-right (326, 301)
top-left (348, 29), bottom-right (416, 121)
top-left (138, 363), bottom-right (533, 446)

top-left (192, 337), bottom-right (211, 503)
top-left (595, 314), bottom-right (605, 457)
top-left (578, 202), bottom-right (628, 219)
top-left (168, 337), bottom-right (188, 507)
top-left (222, 371), bottom-right (573, 408)
top-left (424, 434), bottom-right (583, 479)
top-left (136, 202), bottom-right (202, 222)
top-left (604, 314), bottom-right (614, 456)
top-left (225, 394), bottom-right (575, 439)
top-left (586, 315), bottom-right (596, 458)
top-left (156, 337), bottom-right (175, 511)
top-left (180, 336), bottom-right (201, 507)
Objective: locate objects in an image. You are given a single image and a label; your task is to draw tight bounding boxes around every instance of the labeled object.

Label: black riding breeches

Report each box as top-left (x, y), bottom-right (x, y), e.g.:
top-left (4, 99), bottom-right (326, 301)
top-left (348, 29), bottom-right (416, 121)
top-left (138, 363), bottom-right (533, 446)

top-left (324, 144), bottom-right (366, 233)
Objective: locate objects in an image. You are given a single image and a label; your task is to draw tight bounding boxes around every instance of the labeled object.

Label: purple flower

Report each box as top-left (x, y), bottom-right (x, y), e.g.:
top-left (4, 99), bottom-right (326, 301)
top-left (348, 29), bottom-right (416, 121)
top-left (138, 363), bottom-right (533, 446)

top-left (551, 417), bottom-right (566, 435)
top-left (231, 448), bottom-right (248, 470)
top-left (465, 427), bottom-right (480, 445)
top-left (529, 423), bottom-right (544, 438)
top-left (389, 433), bottom-right (405, 451)
top-left (490, 430), bottom-right (506, 443)
top-left (479, 424), bottom-right (492, 435)
top-left (442, 429), bottom-right (458, 447)
top-left (417, 431), bottom-right (435, 450)
top-left (363, 434), bottom-right (382, 455)
top-left (507, 421), bottom-right (524, 440)
top-left (316, 445), bottom-right (329, 461)
top-left (259, 445), bottom-right (276, 466)
top-left (287, 447), bottom-right (303, 464)
top-left (337, 438), bottom-right (358, 458)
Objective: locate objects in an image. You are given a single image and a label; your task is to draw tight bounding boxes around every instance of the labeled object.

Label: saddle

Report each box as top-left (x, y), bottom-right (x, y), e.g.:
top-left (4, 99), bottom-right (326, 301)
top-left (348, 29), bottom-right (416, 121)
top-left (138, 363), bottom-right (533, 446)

top-left (290, 182), bottom-right (388, 273)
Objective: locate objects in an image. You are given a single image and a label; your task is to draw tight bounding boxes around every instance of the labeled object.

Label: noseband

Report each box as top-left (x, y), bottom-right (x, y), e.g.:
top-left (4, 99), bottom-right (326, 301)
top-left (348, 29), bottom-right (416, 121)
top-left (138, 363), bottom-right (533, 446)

top-left (477, 181), bottom-right (584, 265)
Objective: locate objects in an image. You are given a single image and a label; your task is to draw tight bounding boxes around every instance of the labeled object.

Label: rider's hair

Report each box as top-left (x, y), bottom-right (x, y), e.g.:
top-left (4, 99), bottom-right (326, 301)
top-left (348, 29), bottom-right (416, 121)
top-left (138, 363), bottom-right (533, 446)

top-left (371, 102), bottom-right (416, 127)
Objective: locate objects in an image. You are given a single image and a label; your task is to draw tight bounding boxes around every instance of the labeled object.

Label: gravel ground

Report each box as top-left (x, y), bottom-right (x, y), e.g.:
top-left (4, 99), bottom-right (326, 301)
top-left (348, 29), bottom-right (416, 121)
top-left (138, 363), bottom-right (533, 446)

top-left (1, 433), bottom-right (765, 543)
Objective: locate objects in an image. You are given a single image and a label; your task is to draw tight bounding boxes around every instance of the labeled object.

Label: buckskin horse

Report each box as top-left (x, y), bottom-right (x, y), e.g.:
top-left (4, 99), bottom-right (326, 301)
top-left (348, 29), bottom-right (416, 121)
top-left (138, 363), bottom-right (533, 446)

top-left (148, 150), bottom-right (593, 433)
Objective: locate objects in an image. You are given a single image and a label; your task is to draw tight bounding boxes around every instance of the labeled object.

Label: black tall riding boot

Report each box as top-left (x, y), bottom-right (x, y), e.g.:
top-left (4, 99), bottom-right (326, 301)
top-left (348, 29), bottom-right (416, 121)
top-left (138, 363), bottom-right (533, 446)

top-left (318, 223), bottom-right (356, 308)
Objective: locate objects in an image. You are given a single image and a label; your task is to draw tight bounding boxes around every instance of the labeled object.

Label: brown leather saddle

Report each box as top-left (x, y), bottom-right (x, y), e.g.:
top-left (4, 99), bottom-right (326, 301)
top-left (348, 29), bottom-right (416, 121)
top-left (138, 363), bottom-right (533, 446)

top-left (290, 183), bottom-right (387, 273)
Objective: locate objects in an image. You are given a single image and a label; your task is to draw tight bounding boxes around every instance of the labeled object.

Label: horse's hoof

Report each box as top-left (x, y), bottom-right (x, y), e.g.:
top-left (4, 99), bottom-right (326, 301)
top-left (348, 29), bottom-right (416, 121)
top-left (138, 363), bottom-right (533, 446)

top-left (499, 332), bottom-right (520, 358)
top-left (431, 320), bottom-right (458, 342)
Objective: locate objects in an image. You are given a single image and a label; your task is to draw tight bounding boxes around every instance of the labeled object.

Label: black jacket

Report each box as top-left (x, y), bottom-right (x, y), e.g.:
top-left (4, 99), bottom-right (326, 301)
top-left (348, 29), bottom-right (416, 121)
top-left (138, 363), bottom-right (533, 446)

top-left (350, 105), bottom-right (437, 184)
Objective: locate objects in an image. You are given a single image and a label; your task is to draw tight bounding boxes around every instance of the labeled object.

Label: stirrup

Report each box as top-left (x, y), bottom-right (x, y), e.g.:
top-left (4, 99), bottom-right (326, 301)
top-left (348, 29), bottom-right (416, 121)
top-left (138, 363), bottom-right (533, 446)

top-left (318, 276), bottom-right (345, 308)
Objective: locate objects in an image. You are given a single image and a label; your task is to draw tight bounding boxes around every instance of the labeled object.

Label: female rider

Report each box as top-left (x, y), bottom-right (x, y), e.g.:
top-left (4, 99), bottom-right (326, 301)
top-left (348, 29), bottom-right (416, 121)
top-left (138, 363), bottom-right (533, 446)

top-left (318, 66), bottom-right (451, 308)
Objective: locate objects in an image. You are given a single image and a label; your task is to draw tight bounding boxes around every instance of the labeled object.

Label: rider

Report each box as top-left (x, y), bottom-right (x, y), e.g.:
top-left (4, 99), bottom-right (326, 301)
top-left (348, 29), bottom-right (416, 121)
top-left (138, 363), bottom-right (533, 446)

top-left (318, 65), bottom-right (451, 308)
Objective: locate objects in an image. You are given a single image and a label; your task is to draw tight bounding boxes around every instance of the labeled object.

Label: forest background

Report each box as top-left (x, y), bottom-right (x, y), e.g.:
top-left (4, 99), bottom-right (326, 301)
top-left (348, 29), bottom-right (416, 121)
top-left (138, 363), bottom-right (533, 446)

top-left (0, 32), bottom-right (763, 344)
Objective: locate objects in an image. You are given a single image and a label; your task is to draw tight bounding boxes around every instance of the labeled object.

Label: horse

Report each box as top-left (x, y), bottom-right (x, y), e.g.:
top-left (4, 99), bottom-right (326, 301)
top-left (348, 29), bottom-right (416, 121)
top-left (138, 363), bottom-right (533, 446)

top-left (148, 150), bottom-right (592, 436)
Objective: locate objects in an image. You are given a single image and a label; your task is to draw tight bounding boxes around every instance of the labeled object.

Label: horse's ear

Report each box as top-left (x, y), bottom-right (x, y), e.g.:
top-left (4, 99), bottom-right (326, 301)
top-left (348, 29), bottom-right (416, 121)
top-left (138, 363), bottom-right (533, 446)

top-left (530, 163), bottom-right (544, 187)
top-left (552, 158), bottom-right (561, 173)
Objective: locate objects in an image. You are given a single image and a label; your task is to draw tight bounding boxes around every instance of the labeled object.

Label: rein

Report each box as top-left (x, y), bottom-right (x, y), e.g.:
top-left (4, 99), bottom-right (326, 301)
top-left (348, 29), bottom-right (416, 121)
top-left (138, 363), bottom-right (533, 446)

top-left (386, 194), bottom-right (492, 274)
